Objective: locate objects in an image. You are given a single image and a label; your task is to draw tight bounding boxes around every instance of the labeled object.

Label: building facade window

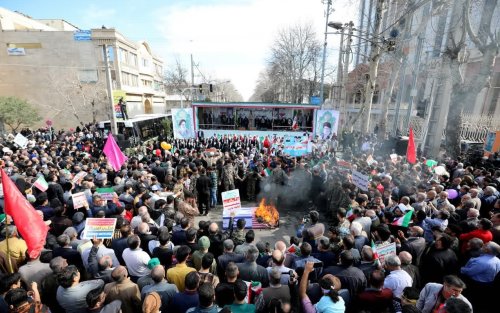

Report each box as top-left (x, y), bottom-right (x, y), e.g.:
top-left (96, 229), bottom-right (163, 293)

top-left (131, 53), bottom-right (138, 67)
top-left (119, 48), bottom-right (129, 64)
top-left (142, 58), bottom-right (149, 68)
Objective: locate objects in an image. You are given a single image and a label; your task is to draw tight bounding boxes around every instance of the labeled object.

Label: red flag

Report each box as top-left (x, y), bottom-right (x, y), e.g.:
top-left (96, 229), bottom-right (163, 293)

top-left (406, 127), bottom-right (416, 164)
top-left (1, 169), bottom-right (49, 258)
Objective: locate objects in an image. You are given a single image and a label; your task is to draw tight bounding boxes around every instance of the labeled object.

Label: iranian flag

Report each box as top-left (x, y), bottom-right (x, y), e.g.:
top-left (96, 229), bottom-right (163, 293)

top-left (33, 175), bottom-right (48, 192)
top-left (392, 210), bottom-right (413, 227)
top-left (371, 240), bottom-right (379, 263)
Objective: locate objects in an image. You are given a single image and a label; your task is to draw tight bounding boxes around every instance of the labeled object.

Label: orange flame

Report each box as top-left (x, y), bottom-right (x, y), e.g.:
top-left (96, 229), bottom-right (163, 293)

top-left (255, 198), bottom-right (279, 226)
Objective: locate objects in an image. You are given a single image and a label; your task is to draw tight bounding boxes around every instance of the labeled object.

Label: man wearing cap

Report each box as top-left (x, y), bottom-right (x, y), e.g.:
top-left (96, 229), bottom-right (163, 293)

top-left (193, 236), bottom-right (216, 273)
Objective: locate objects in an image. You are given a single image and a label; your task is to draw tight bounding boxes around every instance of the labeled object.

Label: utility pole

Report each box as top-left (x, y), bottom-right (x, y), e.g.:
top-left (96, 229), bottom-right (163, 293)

top-left (190, 54), bottom-right (195, 104)
top-left (103, 44), bottom-right (117, 135)
top-left (319, 0), bottom-right (332, 108)
top-left (340, 22), bottom-right (354, 126)
top-left (336, 28), bottom-right (345, 108)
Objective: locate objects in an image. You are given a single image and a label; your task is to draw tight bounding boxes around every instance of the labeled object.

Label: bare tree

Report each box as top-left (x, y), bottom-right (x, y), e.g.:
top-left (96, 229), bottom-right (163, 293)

top-left (265, 23), bottom-right (323, 103)
top-left (164, 58), bottom-right (189, 94)
top-left (349, 0), bottom-right (386, 133)
top-left (46, 68), bottom-right (108, 127)
top-left (444, 0), bottom-right (499, 156)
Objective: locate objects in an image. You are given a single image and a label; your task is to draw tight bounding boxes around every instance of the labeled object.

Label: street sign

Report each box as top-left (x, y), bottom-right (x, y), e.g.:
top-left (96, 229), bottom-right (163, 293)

top-left (74, 30), bottom-right (92, 41)
top-left (310, 96), bottom-right (321, 105)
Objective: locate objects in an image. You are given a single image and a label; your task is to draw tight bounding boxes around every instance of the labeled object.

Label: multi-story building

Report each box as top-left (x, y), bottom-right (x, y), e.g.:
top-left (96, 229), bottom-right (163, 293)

top-left (0, 7), bottom-right (166, 129)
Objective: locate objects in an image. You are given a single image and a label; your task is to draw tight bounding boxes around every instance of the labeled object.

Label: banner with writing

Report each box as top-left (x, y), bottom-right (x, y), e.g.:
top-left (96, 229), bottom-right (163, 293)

top-left (82, 218), bottom-right (117, 239)
top-left (72, 192), bottom-right (88, 209)
top-left (222, 189), bottom-right (241, 217)
top-left (352, 170), bottom-right (369, 191)
top-left (376, 242), bottom-right (397, 266)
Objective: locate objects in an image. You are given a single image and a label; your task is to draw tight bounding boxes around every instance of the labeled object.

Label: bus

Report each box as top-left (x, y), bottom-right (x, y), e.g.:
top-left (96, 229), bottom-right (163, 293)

top-left (97, 114), bottom-right (172, 147)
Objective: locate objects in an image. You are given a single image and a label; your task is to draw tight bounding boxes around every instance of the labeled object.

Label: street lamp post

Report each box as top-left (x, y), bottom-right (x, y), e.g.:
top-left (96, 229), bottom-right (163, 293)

top-left (102, 44), bottom-right (118, 135)
top-left (319, 0), bottom-right (332, 108)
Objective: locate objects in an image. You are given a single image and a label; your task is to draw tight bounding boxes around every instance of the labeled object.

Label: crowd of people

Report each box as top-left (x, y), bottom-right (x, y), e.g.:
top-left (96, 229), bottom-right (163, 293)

top-left (0, 126), bottom-right (499, 313)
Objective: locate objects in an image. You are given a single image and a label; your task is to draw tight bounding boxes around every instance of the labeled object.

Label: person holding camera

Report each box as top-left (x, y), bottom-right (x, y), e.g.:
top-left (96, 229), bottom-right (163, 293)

top-left (296, 211), bottom-right (325, 241)
top-left (299, 262), bottom-right (345, 313)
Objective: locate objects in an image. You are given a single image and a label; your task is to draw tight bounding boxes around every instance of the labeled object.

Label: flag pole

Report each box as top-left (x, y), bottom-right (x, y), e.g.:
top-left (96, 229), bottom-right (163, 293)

top-left (4, 215), bottom-right (13, 274)
top-left (0, 171), bottom-right (13, 273)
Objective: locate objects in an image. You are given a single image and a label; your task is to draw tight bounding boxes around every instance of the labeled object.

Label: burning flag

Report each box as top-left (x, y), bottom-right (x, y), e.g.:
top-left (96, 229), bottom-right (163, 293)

top-left (254, 198), bottom-right (279, 227)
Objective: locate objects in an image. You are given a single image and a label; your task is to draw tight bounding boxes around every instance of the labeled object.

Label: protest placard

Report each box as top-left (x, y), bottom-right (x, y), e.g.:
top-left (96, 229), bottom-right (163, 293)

top-left (376, 242), bottom-right (397, 266)
top-left (72, 171), bottom-right (87, 184)
top-left (14, 133), bottom-right (28, 148)
top-left (82, 218), bottom-right (117, 239)
top-left (72, 192), bottom-right (88, 209)
top-left (222, 189), bottom-right (241, 217)
top-left (352, 170), bottom-right (369, 191)
top-left (96, 187), bottom-right (115, 201)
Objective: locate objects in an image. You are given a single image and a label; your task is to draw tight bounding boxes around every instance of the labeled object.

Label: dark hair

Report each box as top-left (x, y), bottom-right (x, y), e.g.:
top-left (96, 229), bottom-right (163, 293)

top-left (309, 210), bottom-right (319, 223)
top-left (438, 234), bottom-right (453, 250)
top-left (226, 262), bottom-right (239, 279)
top-left (443, 275), bottom-right (466, 289)
top-left (340, 250), bottom-right (354, 267)
top-left (236, 218), bottom-right (246, 229)
top-left (343, 234), bottom-right (356, 250)
top-left (319, 276), bottom-right (340, 303)
top-left (57, 265), bottom-right (79, 288)
top-left (444, 297), bottom-right (472, 313)
top-left (180, 217), bottom-right (190, 229)
top-left (158, 231), bottom-right (171, 245)
top-left (86, 285), bottom-right (104, 308)
top-left (155, 199), bottom-right (167, 210)
top-left (198, 283), bottom-right (215, 307)
top-left (369, 270), bottom-right (385, 289)
top-left (4, 288), bottom-right (28, 308)
top-left (245, 230), bottom-right (255, 243)
top-left (181, 228), bottom-right (194, 242)
top-left (479, 218), bottom-right (493, 230)
top-left (176, 245), bottom-right (191, 263)
top-left (300, 242), bottom-right (312, 257)
top-left (127, 235), bottom-right (140, 250)
top-left (401, 287), bottom-right (419, 302)
top-left (201, 253), bottom-right (214, 270)
top-left (185, 271), bottom-right (200, 290)
top-left (233, 279), bottom-right (247, 301)
top-left (0, 273), bottom-right (21, 294)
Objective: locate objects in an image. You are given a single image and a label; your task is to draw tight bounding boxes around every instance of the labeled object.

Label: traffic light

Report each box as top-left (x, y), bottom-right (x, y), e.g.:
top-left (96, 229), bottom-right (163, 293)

top-left (199, 84), bottom-right (203, 93)
top-left (209, 84), bottom-right (213, 92)
top-left (387, 39), bottom-right (397, 52)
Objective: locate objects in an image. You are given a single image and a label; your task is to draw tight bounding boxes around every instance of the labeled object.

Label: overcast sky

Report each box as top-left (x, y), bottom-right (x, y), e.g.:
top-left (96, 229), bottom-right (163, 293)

top-left (2, 0), bottom-right (360, 100)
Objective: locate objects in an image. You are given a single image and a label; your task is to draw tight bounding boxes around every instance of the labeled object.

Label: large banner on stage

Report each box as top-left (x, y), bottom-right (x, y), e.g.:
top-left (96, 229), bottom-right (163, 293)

top-left (172, 108), bottom-right (195, 139)
top-left (315, 110), bottom-right (339, 140)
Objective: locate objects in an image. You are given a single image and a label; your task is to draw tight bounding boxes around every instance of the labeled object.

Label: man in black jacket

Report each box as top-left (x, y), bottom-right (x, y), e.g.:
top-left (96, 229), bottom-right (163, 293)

top-left (197, 168), bottom-right (212, 215)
